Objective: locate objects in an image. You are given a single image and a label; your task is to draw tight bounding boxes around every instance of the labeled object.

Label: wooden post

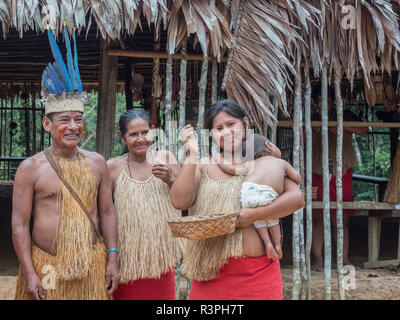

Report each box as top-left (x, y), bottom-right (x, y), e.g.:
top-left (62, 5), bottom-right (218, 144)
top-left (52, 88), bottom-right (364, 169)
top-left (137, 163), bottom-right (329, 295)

top-left (151, 42), bottom-right (161, 127)
top-left (270, 97), bottom-right (279, 145)
top-left (211, 57), bottom-right (218, 105)
top-left (125, 59), bottom-right (133, 110)
top-left (321, 63), bottom-right (332, 300)
top-left (96, 38), bottom-right (118, 160)
top-left (164, 53), bottom-right (173, 150)
top-left (299, 94), bottom-right (307, 300)
top-left (178, 41), bottom-right (187, 165)
top-left (304, 67), bottom-right (313, 300)
top-left (24, 86), bottom-right (31, 157)
top-left (0, 84), bottom-right (3, 158)
top-left (334, 72), bottom-right (345, 300)
top-left (292, 52), bottom-right (302, 300)
top-left (31, 87), bottom-right (37, 155)
top-left (197, 55), bottom-right (208, 158)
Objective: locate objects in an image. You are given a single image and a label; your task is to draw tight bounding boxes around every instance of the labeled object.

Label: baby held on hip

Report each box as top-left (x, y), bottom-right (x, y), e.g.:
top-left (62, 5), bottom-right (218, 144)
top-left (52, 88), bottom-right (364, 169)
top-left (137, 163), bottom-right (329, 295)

top-left (219, 149), bottom-right (301, 261)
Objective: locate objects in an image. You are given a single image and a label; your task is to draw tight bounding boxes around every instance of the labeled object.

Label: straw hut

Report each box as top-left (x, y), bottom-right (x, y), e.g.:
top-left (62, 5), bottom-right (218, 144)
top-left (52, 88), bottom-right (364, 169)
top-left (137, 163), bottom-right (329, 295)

top-left (1, 0), bottom-right (400, 300)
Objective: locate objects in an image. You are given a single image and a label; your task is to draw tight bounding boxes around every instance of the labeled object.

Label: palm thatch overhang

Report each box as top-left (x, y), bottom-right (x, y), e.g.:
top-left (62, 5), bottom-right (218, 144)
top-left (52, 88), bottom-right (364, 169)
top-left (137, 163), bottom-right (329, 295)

top-left (0, 0), bottom-right (400, 128)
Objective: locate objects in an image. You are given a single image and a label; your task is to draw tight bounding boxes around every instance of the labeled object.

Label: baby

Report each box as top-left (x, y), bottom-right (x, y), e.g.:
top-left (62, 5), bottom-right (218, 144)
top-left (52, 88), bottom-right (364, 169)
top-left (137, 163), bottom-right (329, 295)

top-left (219, 134), bottom-right (301, 260)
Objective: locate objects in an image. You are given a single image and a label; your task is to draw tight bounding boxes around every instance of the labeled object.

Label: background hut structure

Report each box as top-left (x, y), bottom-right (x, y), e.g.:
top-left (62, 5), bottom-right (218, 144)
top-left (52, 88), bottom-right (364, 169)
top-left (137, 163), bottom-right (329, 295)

top-left (1, 0), bottom-right (400, 300)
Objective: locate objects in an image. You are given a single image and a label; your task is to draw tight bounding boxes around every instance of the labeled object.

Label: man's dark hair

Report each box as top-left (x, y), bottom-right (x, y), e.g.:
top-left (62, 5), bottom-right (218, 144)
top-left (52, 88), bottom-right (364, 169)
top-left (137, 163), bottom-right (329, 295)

top-left (45, 113), bottom-right (54, 121)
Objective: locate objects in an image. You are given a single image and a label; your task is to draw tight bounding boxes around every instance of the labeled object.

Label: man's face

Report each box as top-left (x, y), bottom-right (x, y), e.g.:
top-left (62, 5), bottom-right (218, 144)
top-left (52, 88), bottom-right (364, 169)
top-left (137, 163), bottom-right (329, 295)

top-left (43, 111), bottom-right (84, 148)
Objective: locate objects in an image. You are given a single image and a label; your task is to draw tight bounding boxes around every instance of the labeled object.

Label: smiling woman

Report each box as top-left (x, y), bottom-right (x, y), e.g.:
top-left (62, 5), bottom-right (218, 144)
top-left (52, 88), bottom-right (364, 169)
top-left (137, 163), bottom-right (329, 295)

top-left (170, 99), bottom-right (304, 300)
top-left (106, 109), bottom-right (183, 300)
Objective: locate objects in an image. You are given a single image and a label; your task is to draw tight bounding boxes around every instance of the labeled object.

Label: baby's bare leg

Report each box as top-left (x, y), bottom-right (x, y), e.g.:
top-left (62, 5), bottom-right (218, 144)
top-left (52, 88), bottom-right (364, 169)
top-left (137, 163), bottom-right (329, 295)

top-left (255, 226), bottom-right (279, 261)
top-left (269, 224), bottom-right (282, 260)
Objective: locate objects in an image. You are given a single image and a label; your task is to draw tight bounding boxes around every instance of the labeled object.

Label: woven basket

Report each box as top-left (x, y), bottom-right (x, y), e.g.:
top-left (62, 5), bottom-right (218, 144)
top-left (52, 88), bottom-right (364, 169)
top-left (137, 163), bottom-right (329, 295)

top-left (167, 212), bottom-right (239, 240)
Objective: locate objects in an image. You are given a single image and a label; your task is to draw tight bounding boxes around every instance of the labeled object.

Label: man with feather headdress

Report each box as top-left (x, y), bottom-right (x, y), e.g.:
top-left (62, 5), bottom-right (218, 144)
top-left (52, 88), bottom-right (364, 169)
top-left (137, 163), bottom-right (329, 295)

top-left (11, 25), bottom-right (119, 300)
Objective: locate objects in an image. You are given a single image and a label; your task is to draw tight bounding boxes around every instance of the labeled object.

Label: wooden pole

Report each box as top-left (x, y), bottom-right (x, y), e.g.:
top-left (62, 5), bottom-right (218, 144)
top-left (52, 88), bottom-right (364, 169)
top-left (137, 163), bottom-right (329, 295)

top-left (24, 85), bottom-right (31, 157)
top-left (40, 102), bottom-right (44, 152)
top-left (321, 63), bottom-right (332, 300)
top-left (197, 55), bottom-right (209, 158)
top-left (211, 57), bottom-right (218, 105)
top-left (0, 84), bottom-right (3, 158)
top-left (292, 52), bottom-right (302, 300)
top-left (178, 41), bottom-right (187, 165)
top-left (96, 38), bottom-right (118, 160)
top-left (270, 97), bottom-right (279, 145)
top-left (125, 59), bottom-right (133, 110)
top-left (108, 49), bottom-right (227, 62)
top-left (151, 42), bottom-right (161, 127)
top-left (31, 87), bottom-right (36, 155)
top-left (164, 53), bottom-right (173, 151)
top-left (334, 71), bottom-right (345, 300)
top-left (277, 121), bottom-right (400, 128)
top-left (304, 67), bottom-right (313, 300)
top-left (299, 103), bottom-right (308, 300)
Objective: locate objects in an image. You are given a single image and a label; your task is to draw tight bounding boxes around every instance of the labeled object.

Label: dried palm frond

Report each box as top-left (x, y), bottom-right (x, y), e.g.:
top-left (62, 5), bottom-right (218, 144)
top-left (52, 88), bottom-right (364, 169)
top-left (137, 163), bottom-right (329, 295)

top-left (0, 0), bottom-right (10, 38)
top-left (88, 0), bottom-right (123, 40)
top-left (225, 0), bottom-right (311, 130)
top-left (167, 0), bottom-right (232, 60)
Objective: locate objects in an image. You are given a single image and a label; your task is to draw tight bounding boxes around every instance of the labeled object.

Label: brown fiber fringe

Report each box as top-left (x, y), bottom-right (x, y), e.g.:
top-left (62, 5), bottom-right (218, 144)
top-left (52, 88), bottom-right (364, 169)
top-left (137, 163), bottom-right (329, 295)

top-left (14, 243), bottom-right (110, 300)
top-left (113, 163), bottom-right (183, 283)
top-left (180, 170), bottom-right (244, 281)
top-left (55, 153), bottom-right (98, 280)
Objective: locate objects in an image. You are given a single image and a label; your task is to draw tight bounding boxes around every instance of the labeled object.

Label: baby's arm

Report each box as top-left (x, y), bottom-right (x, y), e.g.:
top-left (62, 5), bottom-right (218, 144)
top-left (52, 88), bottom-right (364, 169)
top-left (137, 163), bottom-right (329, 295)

top-left (284, 162), bottom-right (302, 185)
top-left (266, 140), bottom-right (282, 159)
top-left (218, 161), bottom-right (251, 176)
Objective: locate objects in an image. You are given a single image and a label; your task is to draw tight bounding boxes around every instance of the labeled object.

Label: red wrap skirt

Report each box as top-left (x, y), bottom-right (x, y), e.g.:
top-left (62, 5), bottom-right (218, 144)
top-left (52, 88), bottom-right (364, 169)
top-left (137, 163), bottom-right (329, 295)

top-left (113, 268), bottom-right (175, 300)
top-left (189, 255), bottom-right (283, 300)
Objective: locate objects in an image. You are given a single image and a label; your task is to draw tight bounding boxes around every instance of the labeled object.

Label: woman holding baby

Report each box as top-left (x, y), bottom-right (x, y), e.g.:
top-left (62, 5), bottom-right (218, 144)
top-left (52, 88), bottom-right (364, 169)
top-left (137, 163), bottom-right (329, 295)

top-left (170, 99), bottom-right (304, 300)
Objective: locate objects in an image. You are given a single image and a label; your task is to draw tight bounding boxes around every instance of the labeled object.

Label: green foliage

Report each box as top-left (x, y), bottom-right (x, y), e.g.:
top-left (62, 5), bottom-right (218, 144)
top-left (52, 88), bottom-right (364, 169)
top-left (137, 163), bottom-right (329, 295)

top-left (352, 130), bottom-right (392, 201)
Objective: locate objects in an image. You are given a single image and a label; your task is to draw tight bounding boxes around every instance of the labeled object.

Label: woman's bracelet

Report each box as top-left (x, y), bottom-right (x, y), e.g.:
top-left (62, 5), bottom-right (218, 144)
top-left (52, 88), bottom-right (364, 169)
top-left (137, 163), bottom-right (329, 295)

top-left (106, 248), bottom-right (119, 255)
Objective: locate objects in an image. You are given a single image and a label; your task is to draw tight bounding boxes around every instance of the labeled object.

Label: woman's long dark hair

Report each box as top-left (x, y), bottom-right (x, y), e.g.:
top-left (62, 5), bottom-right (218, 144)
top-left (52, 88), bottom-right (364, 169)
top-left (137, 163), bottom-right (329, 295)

top-left (204, 99), bottom-right (249, 155)
top-left (119, 109), bottom-right (151, 155)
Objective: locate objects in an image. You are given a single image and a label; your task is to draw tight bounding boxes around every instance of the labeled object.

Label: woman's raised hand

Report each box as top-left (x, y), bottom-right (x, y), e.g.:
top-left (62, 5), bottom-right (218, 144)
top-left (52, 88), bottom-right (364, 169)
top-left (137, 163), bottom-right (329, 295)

top-left (179, 124), bottom-right (199, 156)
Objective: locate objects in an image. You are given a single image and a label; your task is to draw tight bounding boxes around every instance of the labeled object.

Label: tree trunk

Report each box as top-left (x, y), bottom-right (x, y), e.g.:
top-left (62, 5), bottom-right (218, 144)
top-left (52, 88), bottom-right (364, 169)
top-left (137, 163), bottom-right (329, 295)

top-left (334, 71), bottom-right (345, 300)
top-left (151, 42), bottom-right (161, 128)
top-left (178, 41), bottom-right (187, 165)
top-left (125, 59), bottom-right (133, 110)
top-left (31, 88), bottom-right (36, 155)
top-left (304, 67), bottom-right (313, 300)
top-left (96, 38), bottom-right (118, 160)
top-left (211, 57), bottom-right (218, 105)
top-left (164, 53), bottom-right (173, 151)
top-left (292, 52), bottom-right (302, 300)
top-left (197, 55), bottom-right (208, 158)
top-left (321, 63), bottom-right (332, 300)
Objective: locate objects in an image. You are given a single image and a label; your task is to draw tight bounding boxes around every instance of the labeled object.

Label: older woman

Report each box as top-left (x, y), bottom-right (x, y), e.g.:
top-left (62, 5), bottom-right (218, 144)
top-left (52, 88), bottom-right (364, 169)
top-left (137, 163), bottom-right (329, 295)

top-left (170, 99), bottom-right (304, 300)
top-left (107, 109), bottom-right (183, 300)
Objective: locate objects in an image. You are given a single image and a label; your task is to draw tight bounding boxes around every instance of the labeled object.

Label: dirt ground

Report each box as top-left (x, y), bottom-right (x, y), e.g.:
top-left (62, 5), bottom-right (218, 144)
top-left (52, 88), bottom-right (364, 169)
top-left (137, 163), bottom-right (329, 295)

top-left (281, 266), bottom-right (400, 300)
top-left (2, 266), bottom-right (400, 300)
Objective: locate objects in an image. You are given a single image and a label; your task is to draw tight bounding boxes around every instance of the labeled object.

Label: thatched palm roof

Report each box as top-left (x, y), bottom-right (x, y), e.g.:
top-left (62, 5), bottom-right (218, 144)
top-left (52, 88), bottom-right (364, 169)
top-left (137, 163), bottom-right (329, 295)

top-left (1, 0), bottom-right (400, 126)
